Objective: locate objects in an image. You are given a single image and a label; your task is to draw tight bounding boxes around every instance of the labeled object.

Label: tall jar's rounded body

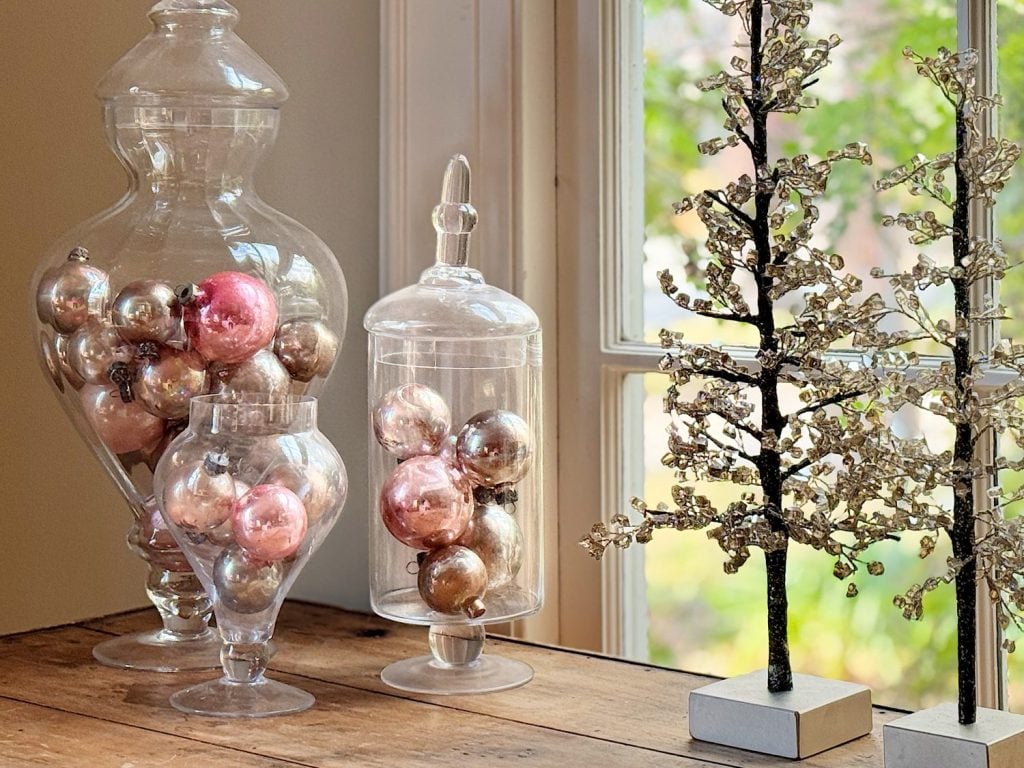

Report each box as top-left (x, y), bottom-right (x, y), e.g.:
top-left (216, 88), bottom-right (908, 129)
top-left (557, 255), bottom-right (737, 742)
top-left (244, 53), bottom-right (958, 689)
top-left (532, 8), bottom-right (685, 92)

top-left (28, 0), bottom-right (347, 670)
top-left (367, 271), bottom-right (543, 627)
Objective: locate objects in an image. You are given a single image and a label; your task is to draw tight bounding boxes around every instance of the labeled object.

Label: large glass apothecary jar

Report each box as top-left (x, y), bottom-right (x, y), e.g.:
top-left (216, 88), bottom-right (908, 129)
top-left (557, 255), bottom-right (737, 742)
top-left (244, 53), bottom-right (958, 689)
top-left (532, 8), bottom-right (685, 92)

top-left (365, 156), bottom-right (543, 694)
top-left (30, 0), bottom-right (347, 672)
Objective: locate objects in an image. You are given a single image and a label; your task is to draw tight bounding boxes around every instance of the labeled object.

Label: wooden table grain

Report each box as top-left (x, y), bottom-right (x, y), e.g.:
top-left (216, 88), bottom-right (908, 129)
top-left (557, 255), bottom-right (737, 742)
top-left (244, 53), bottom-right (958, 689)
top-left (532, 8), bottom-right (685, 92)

top-left (0, 602), bottom-right (895, 767)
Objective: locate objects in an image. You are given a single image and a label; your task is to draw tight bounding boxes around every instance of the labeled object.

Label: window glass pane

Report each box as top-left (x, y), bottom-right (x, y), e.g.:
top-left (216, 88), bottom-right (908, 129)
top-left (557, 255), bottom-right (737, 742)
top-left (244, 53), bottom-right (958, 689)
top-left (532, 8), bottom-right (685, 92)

top-left (639, 0), bottom-right (957, 346)
top-left (997, 3), bottom-right (1024, 341)
top-left (638, 370), bottom-right (965, 710)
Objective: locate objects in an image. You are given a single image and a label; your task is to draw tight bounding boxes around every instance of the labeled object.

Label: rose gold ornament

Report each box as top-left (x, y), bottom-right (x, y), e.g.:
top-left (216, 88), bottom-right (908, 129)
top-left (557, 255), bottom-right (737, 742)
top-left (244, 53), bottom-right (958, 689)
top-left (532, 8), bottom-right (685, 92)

top-left (36, 247), bottom-right (110, 334)
top-left (456, 409), bottom-right (533, 488)
top-left (417, 545), bottom-right (488, 618)
top-left (273, 318), bottom-right (339, 383)
top-left (81, 384), bottom-right (165, 454)
top-left (264, 462), bottom-right (338, 527)
top-left (457, 503), bottom-right (524, 591)
top-left (39, 331), bottom-right (64, 393)
top-left (178, 271), bottom-right (278, 364)
top-left (135, 346), bottom-right (209, 419)
top-left (380, 455), bottom-right (472, 549)
top-left (232, 484), bottom-right (308, 561)
top-left (131, 505), bottom-right (190, 573)
top-left (210, 348), bottom-right (290, 399)
top-left (213, 544), bottom-right (283, 615)
top-left (162, 454), bottom-right (237, 532)
top-left (112, 279), bottom-right (181, 344)
top-left (53, 334), bottom-right (86, 391)
top-left (373, 383), bottom-right (451, 460)
top-left (66, 317), bottom-right (133, 386)
top-left (145, 420), bottom-right (188, 473)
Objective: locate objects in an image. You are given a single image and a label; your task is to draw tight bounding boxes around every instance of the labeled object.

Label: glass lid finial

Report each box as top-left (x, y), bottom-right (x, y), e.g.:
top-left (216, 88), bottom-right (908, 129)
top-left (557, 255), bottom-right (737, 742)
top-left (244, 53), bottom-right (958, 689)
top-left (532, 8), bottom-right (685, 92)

top-left (432, 155), bottom-right (478, 268)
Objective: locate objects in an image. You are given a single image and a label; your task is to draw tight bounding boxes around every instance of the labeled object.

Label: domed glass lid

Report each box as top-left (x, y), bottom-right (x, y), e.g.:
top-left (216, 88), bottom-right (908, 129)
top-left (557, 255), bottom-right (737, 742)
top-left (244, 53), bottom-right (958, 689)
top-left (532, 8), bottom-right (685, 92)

top-left (365, 155), bottom-right (540, 341)
top-left (96, 0), bottom-right (288, 107)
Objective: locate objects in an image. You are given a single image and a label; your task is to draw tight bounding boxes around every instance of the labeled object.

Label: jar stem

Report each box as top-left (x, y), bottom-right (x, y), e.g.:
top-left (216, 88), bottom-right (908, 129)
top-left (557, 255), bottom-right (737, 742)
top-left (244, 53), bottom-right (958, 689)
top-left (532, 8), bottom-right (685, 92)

top-left (221, 641), bottom-right (271, 684)
top-left (428, 623), bottom-right (486, 668)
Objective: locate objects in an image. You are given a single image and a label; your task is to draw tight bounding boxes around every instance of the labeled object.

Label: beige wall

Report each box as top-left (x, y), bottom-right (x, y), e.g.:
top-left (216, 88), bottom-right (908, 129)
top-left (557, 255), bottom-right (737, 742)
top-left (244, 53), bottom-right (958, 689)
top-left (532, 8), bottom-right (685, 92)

top-left (0, 0), bottom-right (379, 634)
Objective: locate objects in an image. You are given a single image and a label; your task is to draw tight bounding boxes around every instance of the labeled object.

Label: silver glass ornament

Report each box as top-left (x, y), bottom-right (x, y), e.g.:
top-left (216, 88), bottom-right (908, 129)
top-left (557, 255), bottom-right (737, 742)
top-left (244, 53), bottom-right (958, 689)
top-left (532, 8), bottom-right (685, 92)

top-left (457, 503), bottom-right (523, 591)
top-left (455, 409), bottom-right (532, 488)
top-left (273, 318), bottom-right (339, 383)
top-left (112, 279), bottom-right (181, 344)
top-left (53, 333), bottom-right (86, 391)
top-left (66, 317), bottom-right (133, 386)
top-left (136, 346), bottom-right (210, 420)
top-left (210, 349), bottom-right (291, 399)
top-left (39, 331), bottom-right (64, 393)
top-left (213, 544), bottom-right (283, 615)
top-left (36, 247), bottom-right (110, 334)
top-left (162, 454), bottom-right (237, 532)
top-left (417, 545), bottom-right (488, 618)
top-left (372, 383), bottom-right (451, 460)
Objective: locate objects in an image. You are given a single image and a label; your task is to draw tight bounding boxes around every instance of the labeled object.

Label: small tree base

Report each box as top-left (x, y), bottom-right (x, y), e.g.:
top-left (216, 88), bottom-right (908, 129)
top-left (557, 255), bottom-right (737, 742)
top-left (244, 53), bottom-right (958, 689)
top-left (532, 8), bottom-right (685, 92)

top-left (884, 703), bottom-right (1024, 768)
top-left (688, 670), bottom-right (872, 759)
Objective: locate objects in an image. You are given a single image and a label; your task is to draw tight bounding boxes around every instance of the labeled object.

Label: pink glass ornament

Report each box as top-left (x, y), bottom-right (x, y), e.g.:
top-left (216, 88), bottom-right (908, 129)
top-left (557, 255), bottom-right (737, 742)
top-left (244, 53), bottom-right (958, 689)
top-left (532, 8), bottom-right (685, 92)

top-left (112, 279), bottom-right (182, 344)
top-left (232, 484), bottom-right (308, 561)
top-left (373, 383), bottom-right (451, 460)
top-left (81, 384), bottom-right (165, 455)
top-left (380, 455), bottom-right (472, 549)
top-left (456, 409), bottom-right (533, 488)
top-left (180, 271), bottom-right (278, 364)
top-left (162, 455), bottom-right (237, 532)
top-left (136, 346), bottom-right (210, 420)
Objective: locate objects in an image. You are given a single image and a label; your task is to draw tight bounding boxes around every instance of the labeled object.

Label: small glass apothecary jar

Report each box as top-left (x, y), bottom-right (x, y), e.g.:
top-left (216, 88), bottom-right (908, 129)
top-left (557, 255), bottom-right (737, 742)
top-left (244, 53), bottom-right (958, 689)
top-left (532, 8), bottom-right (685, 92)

top-left (364, 155), bottom-right (543, 694)
top-left (29, 0), bottom-right (347, 672)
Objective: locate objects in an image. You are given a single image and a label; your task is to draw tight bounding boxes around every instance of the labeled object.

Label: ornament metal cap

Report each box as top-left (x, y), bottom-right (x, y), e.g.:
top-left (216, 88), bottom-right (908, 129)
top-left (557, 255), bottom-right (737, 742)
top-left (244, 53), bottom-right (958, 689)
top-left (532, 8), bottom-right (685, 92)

top-left (107, 361), bottom-right (136, 403)
top-left (203, 452), bottom-right (230, 475)
top-left (463, 597), bottom-right (486, 619)
top-left (174, 283), bottom-right (198, 305)
top-left (68, 246), bottom-right (89, 262)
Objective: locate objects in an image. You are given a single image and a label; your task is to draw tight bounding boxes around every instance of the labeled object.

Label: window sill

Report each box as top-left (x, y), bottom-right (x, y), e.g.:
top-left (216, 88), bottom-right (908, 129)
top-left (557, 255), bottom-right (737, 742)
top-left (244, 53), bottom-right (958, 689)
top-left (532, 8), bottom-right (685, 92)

top-left (0, 601), bottom-right (897, 766)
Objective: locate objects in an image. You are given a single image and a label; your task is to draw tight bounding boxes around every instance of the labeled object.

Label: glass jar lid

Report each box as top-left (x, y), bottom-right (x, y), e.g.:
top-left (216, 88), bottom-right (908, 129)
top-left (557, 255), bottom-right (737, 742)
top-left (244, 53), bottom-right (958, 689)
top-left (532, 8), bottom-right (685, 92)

top-left (364, 155), bottom-right (540, 341)
top-left (96, 0), bottom-right (288, 107)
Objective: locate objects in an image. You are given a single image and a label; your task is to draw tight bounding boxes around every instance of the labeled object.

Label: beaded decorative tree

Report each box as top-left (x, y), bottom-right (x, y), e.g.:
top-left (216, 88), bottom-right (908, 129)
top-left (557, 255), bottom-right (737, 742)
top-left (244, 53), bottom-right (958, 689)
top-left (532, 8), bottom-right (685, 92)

top-left (871, 46), bottom-right (1022, 726)
top-left (581, 0), bottom-right (899, 695)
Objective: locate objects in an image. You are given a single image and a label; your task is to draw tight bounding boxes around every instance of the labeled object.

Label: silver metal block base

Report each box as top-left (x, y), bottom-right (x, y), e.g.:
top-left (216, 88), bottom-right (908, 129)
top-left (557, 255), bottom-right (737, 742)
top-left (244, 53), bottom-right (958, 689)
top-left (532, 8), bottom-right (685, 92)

top-left (884, 703), bottom-right (1024, 768)
top-left (688, 669), bottom-right (873, 759)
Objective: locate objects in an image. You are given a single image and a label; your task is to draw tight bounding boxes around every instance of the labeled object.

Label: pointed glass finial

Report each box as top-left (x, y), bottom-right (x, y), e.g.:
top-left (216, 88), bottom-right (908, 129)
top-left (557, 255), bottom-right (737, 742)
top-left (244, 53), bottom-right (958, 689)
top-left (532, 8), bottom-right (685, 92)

top-left (432, 155), bottom-right (478, 267)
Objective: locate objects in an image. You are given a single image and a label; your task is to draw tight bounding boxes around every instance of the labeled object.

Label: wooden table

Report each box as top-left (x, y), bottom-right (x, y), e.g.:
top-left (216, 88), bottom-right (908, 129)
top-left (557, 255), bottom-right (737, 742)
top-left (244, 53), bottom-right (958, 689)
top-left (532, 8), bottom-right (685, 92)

top-left (0, 602), bottom-right (895, 766)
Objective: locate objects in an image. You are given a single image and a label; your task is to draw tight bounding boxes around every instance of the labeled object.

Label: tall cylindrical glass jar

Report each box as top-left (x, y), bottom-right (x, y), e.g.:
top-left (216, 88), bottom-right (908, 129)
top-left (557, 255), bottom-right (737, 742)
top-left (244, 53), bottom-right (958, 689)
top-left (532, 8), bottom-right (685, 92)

top-left (365, 156), bottom-right (543, 694)
top-left (29, 0), bottom-right (347, 671)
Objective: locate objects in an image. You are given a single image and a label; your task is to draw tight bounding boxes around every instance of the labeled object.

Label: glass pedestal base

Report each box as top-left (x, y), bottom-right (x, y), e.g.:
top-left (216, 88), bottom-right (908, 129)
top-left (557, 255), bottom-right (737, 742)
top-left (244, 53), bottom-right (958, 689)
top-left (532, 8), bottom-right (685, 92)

top-left (92, 628), bottom-right (221, 672)
top-left (170, 676), bottom-right (314, 718)
top-left (381, 653), bottom-right (534, 695)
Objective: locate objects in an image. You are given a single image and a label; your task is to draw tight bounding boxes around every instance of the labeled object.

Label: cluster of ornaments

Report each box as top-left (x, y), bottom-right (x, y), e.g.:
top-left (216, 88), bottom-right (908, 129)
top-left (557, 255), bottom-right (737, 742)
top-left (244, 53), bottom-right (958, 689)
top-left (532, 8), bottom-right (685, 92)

top-left (35, 248), bottom-right (339, 463)
top-left (373, 383), bottom-right (531, 619)
top-left (162, 451), bottom-right (326, 615)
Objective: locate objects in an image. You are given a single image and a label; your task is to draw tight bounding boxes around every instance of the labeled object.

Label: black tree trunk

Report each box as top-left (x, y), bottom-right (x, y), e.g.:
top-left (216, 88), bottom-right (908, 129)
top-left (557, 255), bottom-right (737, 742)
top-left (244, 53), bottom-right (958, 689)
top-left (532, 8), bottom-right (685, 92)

top-left (951, 107), bottom-right (977, 727)
top-left (748, 0), bottom-right (793, 694)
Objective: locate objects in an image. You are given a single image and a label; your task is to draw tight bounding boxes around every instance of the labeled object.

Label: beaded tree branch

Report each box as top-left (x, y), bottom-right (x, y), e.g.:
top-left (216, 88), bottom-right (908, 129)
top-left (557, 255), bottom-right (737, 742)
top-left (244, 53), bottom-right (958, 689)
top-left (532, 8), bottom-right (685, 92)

top-left (870, 47), bottom-right (1022, 727)
top-left (580, 0), bottom-right (903, 695)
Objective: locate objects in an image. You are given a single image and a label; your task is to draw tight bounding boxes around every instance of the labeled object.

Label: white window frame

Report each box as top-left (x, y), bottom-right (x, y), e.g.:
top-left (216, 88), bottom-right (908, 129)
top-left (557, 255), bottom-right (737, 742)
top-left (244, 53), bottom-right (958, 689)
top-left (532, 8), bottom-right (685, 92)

top-left (382, 0), bottom-right (1010, 708)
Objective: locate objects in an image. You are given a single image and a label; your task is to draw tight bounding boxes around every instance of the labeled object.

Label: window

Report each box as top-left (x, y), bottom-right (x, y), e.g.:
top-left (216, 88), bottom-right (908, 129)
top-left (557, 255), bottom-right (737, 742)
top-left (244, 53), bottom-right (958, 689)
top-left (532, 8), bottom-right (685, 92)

top-left (383, 0), bottom-right (1024, 712)
top-left (555, 0), bottom-right (1024, 712)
